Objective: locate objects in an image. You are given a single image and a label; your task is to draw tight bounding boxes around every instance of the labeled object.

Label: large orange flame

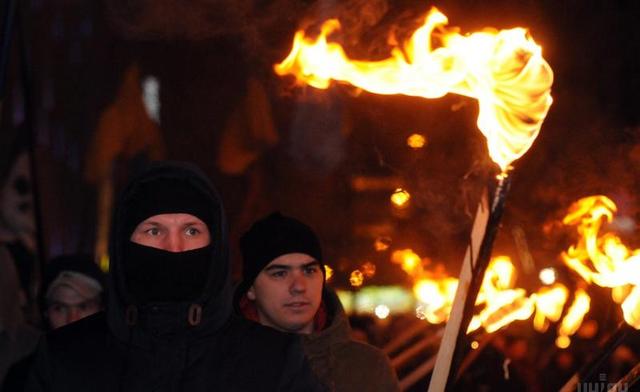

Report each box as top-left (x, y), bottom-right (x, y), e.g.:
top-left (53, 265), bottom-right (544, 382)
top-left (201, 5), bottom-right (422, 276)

top-left (275, 7), bottom-right (554, 173)
top-left (412, 255), bottom-right (560, 334)
top-left (562, 195), bottom-right (640, 329)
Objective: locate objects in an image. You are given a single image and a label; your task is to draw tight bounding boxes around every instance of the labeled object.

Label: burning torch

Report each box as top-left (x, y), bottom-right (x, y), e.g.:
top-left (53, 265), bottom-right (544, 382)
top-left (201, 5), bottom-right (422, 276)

top-left (273, 6), bottom-right (553, 390)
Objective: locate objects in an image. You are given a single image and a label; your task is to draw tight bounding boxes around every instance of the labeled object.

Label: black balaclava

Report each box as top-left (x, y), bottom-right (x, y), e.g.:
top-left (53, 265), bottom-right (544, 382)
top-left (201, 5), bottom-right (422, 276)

top-left (106, 162), bottom-right (232, 342)
top-left (236, 212), bottom-right (323, 298)
top-left (122, 176), bottom-right (214, 303)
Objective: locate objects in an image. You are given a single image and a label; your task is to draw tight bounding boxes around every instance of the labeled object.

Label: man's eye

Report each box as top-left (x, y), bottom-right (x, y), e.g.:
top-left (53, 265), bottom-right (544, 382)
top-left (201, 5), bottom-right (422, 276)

top-left (270, 271), bottom-right (287, 278)
top-left (146, 228), bottom-right (160, 236)
top-left (304, 266), bottom-right (319, 275)
top-left (186, 227), bottom-right (200, 236)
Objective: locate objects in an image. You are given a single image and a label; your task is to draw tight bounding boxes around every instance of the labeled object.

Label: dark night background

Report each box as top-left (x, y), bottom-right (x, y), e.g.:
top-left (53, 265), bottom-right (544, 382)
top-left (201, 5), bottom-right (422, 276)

top-left (1, 1), bottom-right (640, 389)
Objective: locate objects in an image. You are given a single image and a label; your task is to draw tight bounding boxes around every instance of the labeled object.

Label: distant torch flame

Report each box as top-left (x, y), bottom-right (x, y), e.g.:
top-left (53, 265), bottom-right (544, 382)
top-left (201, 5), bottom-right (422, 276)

top-left (562, 195), bottom-right (640, 329)
top-left (394, 195), bottom-right (640, 344)
top-left (275, 7), bottom-right (554, 173)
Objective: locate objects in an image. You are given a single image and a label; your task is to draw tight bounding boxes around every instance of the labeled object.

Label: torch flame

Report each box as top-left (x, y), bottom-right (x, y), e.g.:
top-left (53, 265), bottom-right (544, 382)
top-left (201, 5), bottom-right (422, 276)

top-left (387, 195), bottom-right (640, 345)
top-left (468, 256), bottom-right (535, 333)
top-left (411, 255), bottom-right (549, 334)
top-left (556, 289), bottom-right (591, 348)
top-left (275, 7), bottom-right (554, 173)
top-left (562, 195), bottom-right (640, 329)
top-left (532, 284), bottom-right (569, 332)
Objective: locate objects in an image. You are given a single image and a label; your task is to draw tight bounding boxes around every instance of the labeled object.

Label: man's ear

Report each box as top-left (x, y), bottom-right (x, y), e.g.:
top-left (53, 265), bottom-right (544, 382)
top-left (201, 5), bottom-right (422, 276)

top-left (247, 285), bottom-right (256, 300)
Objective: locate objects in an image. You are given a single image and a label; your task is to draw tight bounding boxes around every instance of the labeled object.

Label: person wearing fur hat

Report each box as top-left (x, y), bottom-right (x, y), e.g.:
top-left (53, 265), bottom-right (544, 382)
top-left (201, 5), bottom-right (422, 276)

top-left (26, 162), bottom-right (322, 391)
top-left (235, 212), bottom-right (400, 392)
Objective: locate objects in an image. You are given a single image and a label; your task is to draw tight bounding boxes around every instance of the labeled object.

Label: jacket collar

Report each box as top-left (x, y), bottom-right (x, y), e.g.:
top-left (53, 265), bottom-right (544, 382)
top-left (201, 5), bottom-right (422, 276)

top-left (302, 287), bottom-right (351, 356)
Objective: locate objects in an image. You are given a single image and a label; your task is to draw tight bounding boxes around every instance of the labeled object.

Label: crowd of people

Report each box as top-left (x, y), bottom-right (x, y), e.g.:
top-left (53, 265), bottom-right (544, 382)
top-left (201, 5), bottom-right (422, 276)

top-left (0, 161), bottom-right (399, 391)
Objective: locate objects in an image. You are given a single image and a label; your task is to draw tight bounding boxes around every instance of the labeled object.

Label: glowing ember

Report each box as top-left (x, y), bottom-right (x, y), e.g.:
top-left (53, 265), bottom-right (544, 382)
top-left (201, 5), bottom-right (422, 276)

top-left (374, 236), bottom-right (392, 251)
top-left (361, 261), bottom-right (377, 278)
top-left (539, 267), bottom-right (557, 285)
top-left (275, 7), bottom-right (554, 173)
top-left (407, 133), bottom-right (427, 149)
top-left (324, 265), bottom-right (334, 282)
top-left (350, 269), bottom-right (364, 287)
top-left (391, 249), bottom-right (423, 276)
top-left (375, 304), bottom-right (391, 319)
top-left (556, 335), bottom-right (570, 349)
top-left (390, 188), bottom-right (411, 208)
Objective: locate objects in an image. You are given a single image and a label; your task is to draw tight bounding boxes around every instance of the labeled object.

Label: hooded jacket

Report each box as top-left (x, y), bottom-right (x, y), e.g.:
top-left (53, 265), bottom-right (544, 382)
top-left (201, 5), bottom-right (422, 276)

top-left (301, 288), bottom-right (399, 392)
top-left (26, 162), bottom-right (323, 392)
top-left (237, 285), bottom-right (399, 392)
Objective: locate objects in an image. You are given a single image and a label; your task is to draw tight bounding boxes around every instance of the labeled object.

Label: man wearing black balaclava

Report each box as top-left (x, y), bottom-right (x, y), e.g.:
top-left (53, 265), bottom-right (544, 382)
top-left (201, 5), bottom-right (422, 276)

top-left (26, 162), bottom-right (323, 391)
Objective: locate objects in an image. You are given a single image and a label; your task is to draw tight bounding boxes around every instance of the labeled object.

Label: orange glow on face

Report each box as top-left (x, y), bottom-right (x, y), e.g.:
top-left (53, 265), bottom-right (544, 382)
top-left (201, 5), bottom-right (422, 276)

top-left (275, 7), bottom-right (553, 173)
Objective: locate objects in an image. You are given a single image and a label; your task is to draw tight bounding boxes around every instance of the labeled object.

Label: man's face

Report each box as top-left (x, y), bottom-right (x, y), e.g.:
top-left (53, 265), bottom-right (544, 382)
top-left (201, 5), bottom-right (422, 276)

top-left (46, 285), bottom-right (101, 329)
top-left (130, 213), bottom-right (210, 252)
top-left (248, 253), bottom-right (323, 334)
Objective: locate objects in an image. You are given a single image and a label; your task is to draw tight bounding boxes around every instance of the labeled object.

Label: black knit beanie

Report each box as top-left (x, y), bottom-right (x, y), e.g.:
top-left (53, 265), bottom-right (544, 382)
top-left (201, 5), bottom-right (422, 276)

top-left (123, 177), bottom-right (214, 238)
top-left (238, 212), bottom-right (323, 294)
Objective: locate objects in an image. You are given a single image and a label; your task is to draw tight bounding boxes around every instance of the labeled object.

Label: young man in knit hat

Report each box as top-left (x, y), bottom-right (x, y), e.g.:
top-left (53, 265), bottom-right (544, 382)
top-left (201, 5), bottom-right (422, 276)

top-left (236, 212), bottom-right (400, 391)
top-left (26, 162), bottom-right (322, 391)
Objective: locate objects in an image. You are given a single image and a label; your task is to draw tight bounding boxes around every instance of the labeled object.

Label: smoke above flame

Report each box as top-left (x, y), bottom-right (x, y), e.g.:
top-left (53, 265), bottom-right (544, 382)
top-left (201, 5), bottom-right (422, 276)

top-left (275, 7), bottom-right (554, 173)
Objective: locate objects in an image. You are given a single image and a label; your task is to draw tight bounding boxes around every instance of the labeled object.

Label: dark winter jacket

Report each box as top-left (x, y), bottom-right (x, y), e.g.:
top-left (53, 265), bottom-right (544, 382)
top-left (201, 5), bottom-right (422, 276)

top-left (236, 285), bottom-right (399, 392)
top-left (302, 288), bottom-right (399, 392)
top-left (25, 162), bottom-right (323, 392)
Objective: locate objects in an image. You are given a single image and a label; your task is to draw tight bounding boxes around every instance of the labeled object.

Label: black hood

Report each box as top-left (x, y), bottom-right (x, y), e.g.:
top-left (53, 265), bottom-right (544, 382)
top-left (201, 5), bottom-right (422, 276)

top-left (106, 161), bottom-right (231, 345)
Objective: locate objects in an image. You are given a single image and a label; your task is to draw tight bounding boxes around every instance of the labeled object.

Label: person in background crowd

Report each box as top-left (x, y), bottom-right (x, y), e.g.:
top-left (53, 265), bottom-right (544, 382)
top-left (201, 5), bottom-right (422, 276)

top-left (0, 253), bottom-right (40, 389)
top-left (25, 162), bottom-right (322, 391)
top-left (235, 212), bottom-right (400, 392)
top-left (42, 254), bottom-right (105, 330)
top-left (2, 254), bottom-right (105, 391)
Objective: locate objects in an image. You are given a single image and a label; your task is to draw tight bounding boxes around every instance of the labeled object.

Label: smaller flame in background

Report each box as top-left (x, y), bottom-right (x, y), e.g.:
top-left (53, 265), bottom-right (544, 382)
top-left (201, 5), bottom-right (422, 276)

top-left (390, 188), bottom-right (411, 208)
top-left (275, 7), bottom-right (554, 174)
top-left (561, 195), bottom-right (640, 329)
top-left (324, 265), bottom-right (334, 282)
top-left (555, 289), bottom-right (591, 348)
top-left (407, 133), bottom-right (427, 149)
top-left (361, 261), bottom-right (377, 278)
top-left (394, 195), bottom-right (640, 347)
top-left (408, 253), bottom-right (581, 346)
top-left (350, 269), bottom-right (365, 287)
top-left (374, 236), bottom-right (392, 251)
top-left (391, 249), bottom-right (424, 276)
